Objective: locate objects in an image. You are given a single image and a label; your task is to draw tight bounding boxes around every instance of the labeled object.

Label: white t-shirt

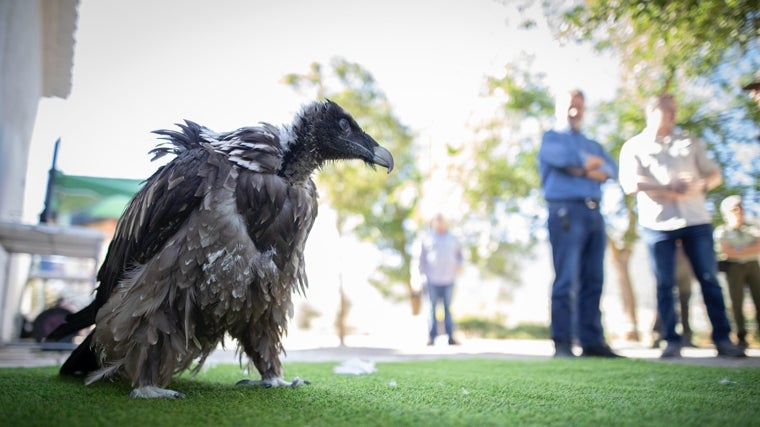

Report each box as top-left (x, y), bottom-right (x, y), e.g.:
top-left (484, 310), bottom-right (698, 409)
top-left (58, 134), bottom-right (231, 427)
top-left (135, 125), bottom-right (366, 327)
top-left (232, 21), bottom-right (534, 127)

top-left (619, 131), bottom-right (720, 231)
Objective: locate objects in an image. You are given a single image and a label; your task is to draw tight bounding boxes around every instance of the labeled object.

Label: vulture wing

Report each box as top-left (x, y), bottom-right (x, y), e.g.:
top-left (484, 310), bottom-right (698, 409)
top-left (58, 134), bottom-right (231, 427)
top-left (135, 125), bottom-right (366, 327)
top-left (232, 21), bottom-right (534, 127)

top-left (47, 124), bottom-right (209, 340)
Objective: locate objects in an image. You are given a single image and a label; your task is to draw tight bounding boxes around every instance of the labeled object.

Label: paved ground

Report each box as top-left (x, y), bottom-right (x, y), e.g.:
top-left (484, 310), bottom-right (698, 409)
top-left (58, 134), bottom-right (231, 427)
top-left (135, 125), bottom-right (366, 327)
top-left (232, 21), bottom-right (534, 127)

top-left (2, 336), bottom-right (759, 369)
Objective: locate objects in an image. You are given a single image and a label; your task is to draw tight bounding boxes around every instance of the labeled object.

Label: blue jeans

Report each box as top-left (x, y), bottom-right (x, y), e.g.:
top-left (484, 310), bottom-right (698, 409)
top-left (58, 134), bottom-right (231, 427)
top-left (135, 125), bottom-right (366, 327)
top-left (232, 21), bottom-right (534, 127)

top-left (427, 283), bottom-right (455, 341)
top-left (547, 200), bottom-right (607, 348)
top-left (642, 224), bottom-right (732, 344)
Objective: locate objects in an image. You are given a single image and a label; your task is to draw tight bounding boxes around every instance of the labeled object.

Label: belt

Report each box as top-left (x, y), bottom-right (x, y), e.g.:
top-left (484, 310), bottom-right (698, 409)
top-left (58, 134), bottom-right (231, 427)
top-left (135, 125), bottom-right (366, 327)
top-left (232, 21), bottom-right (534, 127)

top-left (547, 198), bottom-right (600, 209)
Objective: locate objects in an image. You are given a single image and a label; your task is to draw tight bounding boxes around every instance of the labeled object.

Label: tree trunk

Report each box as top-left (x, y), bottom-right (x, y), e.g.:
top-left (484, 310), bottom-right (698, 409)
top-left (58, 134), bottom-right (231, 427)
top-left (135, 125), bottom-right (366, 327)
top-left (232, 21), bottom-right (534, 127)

top-left (608, 240), bottom-right (640, 341)
top-left (335, 274), bottom-right (349, 347)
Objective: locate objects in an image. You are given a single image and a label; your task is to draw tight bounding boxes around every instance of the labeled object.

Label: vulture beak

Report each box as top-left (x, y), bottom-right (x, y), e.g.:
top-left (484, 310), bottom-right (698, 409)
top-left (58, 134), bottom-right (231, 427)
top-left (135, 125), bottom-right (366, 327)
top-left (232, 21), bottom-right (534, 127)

top-left (372, 145), bottom-right (394, 173)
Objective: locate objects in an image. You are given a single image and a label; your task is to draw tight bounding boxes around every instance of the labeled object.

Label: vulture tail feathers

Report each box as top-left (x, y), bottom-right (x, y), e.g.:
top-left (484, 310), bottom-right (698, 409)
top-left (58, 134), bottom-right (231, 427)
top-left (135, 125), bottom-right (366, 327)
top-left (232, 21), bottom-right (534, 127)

top-left (59, 333), bottom-right (99, 376)
top-left (85, 362), bottom-right (121, 386)
top-left (46, 303), bottom-right (98, 341)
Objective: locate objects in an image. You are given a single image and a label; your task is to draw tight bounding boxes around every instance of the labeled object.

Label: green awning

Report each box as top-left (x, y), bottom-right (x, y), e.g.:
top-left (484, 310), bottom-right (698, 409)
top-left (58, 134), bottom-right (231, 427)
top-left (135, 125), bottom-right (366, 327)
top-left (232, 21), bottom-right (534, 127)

top-left (51, 171), bottom-right (143, 224)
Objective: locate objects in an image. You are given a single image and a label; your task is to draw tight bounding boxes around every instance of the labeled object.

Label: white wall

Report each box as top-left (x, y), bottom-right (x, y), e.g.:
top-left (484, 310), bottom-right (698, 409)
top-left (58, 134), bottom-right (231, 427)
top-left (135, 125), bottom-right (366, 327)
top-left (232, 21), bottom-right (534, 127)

top-left (0, 0), bottom-right (45, 342)
top-left (0, 0), bottom-right (43, 222)
top-left (0, 0), bottom-right (78, 342)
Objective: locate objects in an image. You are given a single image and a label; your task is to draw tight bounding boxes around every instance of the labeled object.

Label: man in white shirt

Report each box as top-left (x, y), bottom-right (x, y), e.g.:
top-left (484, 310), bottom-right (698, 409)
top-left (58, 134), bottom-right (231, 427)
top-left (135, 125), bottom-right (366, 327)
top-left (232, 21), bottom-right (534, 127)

top-left (618, 93), bottom-right (745, 358)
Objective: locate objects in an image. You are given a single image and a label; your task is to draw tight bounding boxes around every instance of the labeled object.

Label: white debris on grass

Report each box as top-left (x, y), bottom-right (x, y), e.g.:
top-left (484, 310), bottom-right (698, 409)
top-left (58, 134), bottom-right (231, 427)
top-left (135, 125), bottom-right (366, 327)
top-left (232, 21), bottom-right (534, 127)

top-left (333, 358), bottom-right (377, 375)
top-left (719, 377), bottom-right (736, 385)
top-left (389, 379), bottom-right (398, 387)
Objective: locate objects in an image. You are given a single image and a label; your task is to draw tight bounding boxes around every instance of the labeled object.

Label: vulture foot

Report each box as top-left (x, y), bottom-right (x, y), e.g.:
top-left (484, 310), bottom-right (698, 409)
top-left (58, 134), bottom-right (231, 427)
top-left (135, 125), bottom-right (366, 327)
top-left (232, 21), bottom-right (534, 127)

top-left (236, 376), bottom-right (310, 388)
top-left (130, 386), bottom-right (185, 399)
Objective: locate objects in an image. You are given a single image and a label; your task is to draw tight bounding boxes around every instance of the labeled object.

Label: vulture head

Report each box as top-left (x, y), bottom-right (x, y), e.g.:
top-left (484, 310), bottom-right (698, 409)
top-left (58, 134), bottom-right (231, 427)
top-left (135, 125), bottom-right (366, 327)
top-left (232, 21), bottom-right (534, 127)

top-left (283, 100), bottom-right (394, 181)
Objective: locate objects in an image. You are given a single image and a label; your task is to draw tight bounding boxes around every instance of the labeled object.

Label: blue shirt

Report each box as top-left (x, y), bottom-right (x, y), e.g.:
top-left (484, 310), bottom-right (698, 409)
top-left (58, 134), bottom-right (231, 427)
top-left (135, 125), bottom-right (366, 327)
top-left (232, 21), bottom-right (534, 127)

top-left (538, 127), bottom-right (618, 201)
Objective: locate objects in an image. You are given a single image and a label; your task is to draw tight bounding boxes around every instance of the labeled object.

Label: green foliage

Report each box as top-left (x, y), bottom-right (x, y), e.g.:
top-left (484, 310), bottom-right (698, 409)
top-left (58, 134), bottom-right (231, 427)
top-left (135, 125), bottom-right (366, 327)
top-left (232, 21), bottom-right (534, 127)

top-left (454, 60), bottom-right (553, 281)
top-left (486, 66), bottom-right (555, 119)
top-left (2, 361), bottom-right (760, 426)
top-left (561, 0), bottom-right (759, 93)
top-left (283, 58), bottom-right (421, 298)
top-left (468, 62), bottom-right (554, 206)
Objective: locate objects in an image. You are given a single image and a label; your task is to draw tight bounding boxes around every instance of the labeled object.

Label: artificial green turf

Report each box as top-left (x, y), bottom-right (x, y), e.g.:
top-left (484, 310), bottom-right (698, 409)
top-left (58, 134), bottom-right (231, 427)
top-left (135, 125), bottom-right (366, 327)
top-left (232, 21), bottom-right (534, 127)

top-left (1, 358), bottom-right (758, 427)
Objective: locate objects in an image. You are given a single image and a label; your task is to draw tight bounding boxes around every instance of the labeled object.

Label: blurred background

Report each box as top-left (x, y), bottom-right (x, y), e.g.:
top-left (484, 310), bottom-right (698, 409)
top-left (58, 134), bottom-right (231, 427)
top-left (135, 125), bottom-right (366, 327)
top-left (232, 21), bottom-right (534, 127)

top-left (1, 0), bottom-right (758, 349)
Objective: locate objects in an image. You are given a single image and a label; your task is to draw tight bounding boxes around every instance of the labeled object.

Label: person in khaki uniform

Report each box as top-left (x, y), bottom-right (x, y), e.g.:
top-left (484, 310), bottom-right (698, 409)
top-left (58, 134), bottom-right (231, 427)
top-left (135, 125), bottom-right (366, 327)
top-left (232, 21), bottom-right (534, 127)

top-left (715, 195), bottom-right (760, 349)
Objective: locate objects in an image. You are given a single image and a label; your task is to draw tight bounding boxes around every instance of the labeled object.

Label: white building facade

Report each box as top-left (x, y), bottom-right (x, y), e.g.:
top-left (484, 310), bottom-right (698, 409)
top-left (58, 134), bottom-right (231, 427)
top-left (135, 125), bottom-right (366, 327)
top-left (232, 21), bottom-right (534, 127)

top-left (0, 0), bottom-right (78, 342)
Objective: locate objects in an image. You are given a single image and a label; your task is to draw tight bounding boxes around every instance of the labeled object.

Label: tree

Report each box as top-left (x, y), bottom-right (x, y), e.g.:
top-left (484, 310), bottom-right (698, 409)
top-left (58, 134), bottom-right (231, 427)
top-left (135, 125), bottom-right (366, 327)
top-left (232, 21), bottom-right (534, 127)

top-left (452, 56), bottom-right (554, 285)
top-left (282, 58), bottom-right (421, 302)
top-left (560, 0), bottom-right (759, 95)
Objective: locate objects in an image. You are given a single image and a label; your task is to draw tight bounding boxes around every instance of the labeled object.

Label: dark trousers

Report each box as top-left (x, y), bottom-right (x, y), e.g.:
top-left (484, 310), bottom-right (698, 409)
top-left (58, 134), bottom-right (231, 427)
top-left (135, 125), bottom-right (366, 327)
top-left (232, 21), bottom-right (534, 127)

top-left (652, 247), bottom-right (693, 343)
top-left (642, 224), bottom-right (732, 344)
top-left (427, 283), bottom-right (455, 341)
top-left (547, 200), bottom-right (607, 348)
top-left (724, 260), bottom-right (760, 340)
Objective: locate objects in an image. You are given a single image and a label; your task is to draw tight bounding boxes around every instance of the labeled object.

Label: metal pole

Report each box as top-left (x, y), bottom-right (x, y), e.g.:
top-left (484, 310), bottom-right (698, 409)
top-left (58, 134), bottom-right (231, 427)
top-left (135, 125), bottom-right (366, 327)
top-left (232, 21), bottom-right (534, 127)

top-left (39, 138), bottom-right (61, 224)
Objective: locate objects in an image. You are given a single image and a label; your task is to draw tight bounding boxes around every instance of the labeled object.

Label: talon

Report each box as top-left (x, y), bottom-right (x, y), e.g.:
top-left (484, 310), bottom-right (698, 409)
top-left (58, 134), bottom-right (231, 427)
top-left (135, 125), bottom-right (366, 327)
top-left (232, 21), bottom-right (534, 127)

top-left (290, 377), bottom-right (310, 387)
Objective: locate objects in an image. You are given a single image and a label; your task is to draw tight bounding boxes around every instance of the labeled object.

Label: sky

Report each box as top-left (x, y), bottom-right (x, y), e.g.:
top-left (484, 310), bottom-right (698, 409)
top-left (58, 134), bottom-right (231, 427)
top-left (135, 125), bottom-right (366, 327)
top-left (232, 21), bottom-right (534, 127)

top-left (21, 0), bottom-right (647, 338)
top-left (23, 0), bottom-right (619, 222)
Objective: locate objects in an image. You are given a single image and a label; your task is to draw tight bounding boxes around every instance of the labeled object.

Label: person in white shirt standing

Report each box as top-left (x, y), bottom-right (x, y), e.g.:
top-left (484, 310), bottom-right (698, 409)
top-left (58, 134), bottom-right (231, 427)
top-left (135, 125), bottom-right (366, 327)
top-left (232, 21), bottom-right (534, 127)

top-left (619, 93), bottom-right (745, 358)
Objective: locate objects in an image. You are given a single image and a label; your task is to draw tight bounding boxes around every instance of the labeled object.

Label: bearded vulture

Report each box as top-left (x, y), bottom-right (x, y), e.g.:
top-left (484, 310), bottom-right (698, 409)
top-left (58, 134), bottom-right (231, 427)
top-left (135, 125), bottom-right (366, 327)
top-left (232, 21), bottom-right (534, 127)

top-left (47, 100), bottom-right (394, 398)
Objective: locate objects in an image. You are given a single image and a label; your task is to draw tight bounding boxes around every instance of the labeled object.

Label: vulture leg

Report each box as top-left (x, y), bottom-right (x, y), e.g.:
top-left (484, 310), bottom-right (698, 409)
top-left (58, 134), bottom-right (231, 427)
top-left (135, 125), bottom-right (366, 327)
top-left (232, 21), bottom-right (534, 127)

top-left (125, 342), bottom-right (185, 398)
top-left (128, 329), bottom-right (187, 398)
top-left (232, 316), bottom-right (310, 388)
top-left (92, 288), bottom-right (187, 398)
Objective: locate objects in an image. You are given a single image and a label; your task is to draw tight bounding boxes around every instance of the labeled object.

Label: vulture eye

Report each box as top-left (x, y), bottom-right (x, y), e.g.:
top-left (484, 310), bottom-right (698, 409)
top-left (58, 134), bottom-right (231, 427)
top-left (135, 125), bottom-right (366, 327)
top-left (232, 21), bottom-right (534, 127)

top-left (338, 118), bottom-right (351, 132)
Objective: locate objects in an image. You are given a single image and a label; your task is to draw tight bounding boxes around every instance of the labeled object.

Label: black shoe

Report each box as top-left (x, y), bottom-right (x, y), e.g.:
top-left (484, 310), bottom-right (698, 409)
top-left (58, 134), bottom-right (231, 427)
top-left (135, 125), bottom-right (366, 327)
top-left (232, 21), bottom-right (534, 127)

top-left (427, 338), bottom-right (434, 346)
top-left (581, 344), bottom-right (623, 358)
top-left (737, 333), bottom-right (748, 350)
top-left (661, 342), bottom-right (682, 358)
top-left (448, 338), bottom-right (460, 346)
top-left (554, 341), bottom-right (575, 358)
top-left (681, 334), bottom-right (696, 348)
top-left (716, 340), bottom-right (746, 357)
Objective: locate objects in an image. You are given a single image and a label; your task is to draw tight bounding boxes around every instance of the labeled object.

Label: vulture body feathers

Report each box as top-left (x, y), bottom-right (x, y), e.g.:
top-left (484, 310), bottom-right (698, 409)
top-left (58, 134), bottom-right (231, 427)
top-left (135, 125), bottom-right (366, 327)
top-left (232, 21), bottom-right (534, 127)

top-left (47, 100), bottom-right (393, 398)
